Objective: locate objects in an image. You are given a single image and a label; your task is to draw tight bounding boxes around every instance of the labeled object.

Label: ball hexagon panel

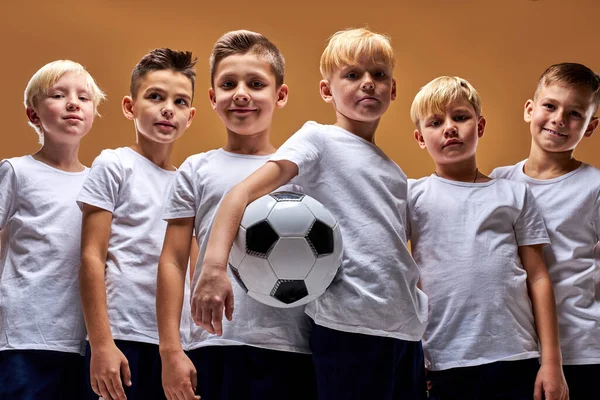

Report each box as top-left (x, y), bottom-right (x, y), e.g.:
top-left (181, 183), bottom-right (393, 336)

top-left (240, 194), bottom-right (277, 229)
top-left (306, 220), bottom-right (334, 257)
top-left (268, 237), bottom-right (316, 280)
top-left (236, 255), bottom-right (279, 295)
top-left (301, 195), bottom-right (337, 228)
top-left (271, 279), bottom-right (308, 304)
top-left (267, 202), bottom-right (315, 237)
top-left (304, 225), bottom-right (343, 294)
top-left (245, 220), bottom-right (279, 258)
top-left (270, 191), bottom-right (305, 202)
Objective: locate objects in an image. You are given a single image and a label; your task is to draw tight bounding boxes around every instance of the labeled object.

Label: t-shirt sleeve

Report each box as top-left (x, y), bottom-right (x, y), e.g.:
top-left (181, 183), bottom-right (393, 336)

top-left (514, 185), bottom-right (550, 246)
top-left (269, 122), bottom-right (322, 179)
top-left (163, 157), bottom-right (198, 220)
top-left (76, 151), bottom-right (122, 212)
top-left (0, 160), bottom-right (17, 229)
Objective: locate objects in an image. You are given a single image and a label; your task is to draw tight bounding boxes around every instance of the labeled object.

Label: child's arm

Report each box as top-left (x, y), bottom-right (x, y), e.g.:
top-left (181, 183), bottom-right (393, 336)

top-left (80, 204), bottom-right (130, 400)
top-left (192, 160), bottom-right (299, 336)
top-left (519, 244), bottom-right (568, 400)
top-left (156, 217), bottom-right (200, 400)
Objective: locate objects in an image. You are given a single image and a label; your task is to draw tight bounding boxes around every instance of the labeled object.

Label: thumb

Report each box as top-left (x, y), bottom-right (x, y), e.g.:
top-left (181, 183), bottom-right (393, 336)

top-left (121, 359), bottom-right (132, 387)
top-left (225, 290), bottom-right (234, 321)
top-left (191, 368), bottom-right (200, 399)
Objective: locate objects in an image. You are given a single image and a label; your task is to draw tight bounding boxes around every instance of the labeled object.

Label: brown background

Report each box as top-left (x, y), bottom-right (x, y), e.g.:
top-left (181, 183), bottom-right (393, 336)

top-left (2, 0), bottom-right (598, 177)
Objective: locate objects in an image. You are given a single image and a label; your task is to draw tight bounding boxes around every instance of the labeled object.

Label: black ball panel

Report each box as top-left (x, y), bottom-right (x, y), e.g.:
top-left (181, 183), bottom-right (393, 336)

top-left (246, 220), bottom-right (279, 258)
top-left (306, 220), bottom-right (334, 257)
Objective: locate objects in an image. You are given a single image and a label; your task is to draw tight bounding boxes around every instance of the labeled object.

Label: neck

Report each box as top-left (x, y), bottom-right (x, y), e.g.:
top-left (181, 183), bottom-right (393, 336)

top-left (524, 141), bottom-right (580, 179)
top-left (334, 113), bottom-right (380, 143)
top-left (224, 129), bottom-right (276, 155)
top-left (33, 140), bottom-right (84, 172)
top-left (131, 135), bottom-right (175, 170)
top-left (435, 157), bottom-right (482, 182)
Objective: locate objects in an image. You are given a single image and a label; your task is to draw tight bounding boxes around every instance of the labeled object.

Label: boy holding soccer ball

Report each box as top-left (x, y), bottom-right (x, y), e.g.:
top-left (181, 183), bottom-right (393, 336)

top-left (156, 30), bottom-right (315, 400)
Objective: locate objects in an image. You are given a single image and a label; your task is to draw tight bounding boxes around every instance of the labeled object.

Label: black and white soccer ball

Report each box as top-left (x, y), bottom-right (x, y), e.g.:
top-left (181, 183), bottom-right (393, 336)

top-left (228, 191), bottom-right (343, 308)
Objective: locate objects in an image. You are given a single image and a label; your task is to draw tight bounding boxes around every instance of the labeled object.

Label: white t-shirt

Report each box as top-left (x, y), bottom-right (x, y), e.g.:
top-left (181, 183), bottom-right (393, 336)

top-left (408, 176), bottom-right (549, 371)
top-left (491, 161), bottom-right (600, 365)
top-left (0, 156), bottom-right (88, 354)
top-left (163, 149), bottom-right (311, 354)
top-left (76, 147), bottom-right (188, 346)
top-left (270, 121), bottom-right (428, 340)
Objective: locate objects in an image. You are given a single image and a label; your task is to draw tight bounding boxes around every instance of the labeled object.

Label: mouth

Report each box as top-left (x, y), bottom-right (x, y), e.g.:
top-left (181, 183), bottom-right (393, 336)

top-left (443, 139), bottom-right (463, 148)
top-left (63, 115), bottom-right (83, 121)
top-left (229, 108), bottom-right (257, 114)
top-left (357, 96), bottom-right (379, 103)
top-left (155, 121), bottom-right (176, 130)
top-left (543, 128), bottom-right (568, 138)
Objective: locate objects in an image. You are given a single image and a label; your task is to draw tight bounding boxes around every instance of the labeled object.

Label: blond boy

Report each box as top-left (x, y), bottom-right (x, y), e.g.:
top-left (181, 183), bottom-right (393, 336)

top-left (192, 28), bottom-right (428, 399)
top-left (0, 60), bottom-right (105, 398)
top-left (492, 63), bottom-right (600, 399)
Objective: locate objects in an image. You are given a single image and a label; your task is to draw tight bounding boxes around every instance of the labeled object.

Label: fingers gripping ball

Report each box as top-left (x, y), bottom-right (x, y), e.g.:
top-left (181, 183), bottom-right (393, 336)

top-left (228, 191), bottom-right (343, 308)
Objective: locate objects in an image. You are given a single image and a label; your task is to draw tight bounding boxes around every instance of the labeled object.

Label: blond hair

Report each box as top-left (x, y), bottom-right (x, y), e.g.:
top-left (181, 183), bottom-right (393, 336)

top-left (410, 76), bottom-right (482, 128)
top-left (319, 27), bottom-right (394, 78)
top-left (24, 60), bottom-right (106, 144)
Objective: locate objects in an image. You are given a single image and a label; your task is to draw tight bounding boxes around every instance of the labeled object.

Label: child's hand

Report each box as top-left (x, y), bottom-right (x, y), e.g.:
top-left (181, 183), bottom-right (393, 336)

top-left (191, 264), bottom-right (234, 336)
top-left (161, 349), bottom-right (200, 400)
top-left (90, 342), bottom-right (131, 400)
top-left (534, 362), bottom-right (569, 400)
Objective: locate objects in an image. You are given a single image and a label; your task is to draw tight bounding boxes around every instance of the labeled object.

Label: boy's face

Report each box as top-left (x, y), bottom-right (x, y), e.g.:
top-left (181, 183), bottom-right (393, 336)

top-left (414, 98), bottom-right (485, 166)
top-left (525, 83), bottom-right (598, 154)
top-left (27, 72), bottom-right (95, 144)
top-left (320, 56), bottom-right (396, 124)
top-left (209, 53), bottom-right (288, 137)
top-left (123, 69), bottom-right (196, 144)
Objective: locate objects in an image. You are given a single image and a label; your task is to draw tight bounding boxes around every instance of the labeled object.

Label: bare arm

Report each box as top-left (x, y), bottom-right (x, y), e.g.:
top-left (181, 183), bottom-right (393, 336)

top-left (519, 244), bottom-right (568, 400)
top-left (157, 217), bottom-right (199, 400)
top-left (192, 160), bottom-right (298, 335)
top-left (80, 204), bottom-right (130, 400)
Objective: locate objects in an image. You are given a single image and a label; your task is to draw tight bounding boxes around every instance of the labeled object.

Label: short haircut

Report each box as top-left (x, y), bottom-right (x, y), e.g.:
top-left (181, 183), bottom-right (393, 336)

top-left (24, 59), bottom-right (106, 145)
top-left (209, 30), bottom-right (285, 87)
top-left (410, 76), bottom-right (482, 128)
top-left (534, 62), bottom-right (600, 114)
top-left (130, 48), bottom-right (198, 99)
top-left (319, 27), bottom-right (395, 79)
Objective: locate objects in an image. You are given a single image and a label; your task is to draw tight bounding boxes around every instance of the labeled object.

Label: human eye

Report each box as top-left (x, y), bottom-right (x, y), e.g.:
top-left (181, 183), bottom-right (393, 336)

top-left (175, 98), bottom-right (189, 106)
top-left (373, 70), bottom-right (387, 78)
top-left (79, 94), bottom-right (91, 101)
top-left (454, 114), bottom-right (469, 122)
top-left (345, 71), bottom-right (359, 79)
top-left (427, 118), bottom-right (441, 127)
top-left (542, 103), bottom-right (555, 110)
top-left (50, 92), bottom-right (64, 99)
top-left (148, 92), bottom-right (162, 100)
top-left (250, 80), bottom-right (265, 88)
top-left (220, 81), bottom-right (235, 89)
top-left (569, 110), bottom-right (583, 118)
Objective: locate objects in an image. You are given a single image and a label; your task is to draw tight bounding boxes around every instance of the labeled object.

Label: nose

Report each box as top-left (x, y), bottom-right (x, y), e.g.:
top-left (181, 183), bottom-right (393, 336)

top-left (233, 84), bottom-right (250, 103)
top-left (552, 109), bottom-right (566, 127)
top-left (443, 119), bottom-right (457, 138)
top-left (66, 96), bottom-right (80, 111)
top-left (361, 73), bottom-right (374, 91)
top-left (161, 105), bottom-right (174, 119)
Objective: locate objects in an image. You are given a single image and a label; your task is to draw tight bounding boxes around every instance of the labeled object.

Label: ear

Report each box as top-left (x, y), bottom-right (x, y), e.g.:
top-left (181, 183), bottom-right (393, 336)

top-left (208, 88), bottom-right (217, 110)
top-left (414, 128), bottom-right (427, 149)
top-left (477, 116), bottom-right (486, 138)
top-left (319, 80), bottom-right (333, 103)
top-left (390, 78), bottom-right (397, 101)
top-left (26, 107), bottom-right (40, 126)
top-left (122, 96), bottom-right (135, 120)
top-left (276, 84), bottom-right (289, 108)
top-left (584, 116), bottom-right (598, 138)
top-left (524, 99), bottom-right (534, 123)
top-left (185, 107), bottom-right (197, 129)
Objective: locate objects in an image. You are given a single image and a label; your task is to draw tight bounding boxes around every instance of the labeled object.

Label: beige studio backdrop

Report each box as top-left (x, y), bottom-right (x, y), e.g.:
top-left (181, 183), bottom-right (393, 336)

top-left (1, 0), bottom-right (598, 176)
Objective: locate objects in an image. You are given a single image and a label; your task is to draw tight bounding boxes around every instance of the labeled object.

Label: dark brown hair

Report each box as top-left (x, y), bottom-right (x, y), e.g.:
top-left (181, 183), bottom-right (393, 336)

top-left (209, 30), bottom-right (285, 87)
top-left (130, 48), bottom-right (198, 99)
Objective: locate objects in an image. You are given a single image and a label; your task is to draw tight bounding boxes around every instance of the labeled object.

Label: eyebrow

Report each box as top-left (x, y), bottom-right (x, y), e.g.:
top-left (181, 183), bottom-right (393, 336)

top-left (540, 97), bottom-right (587, 110)
top-left (145, 86), bottom-right (192, 100)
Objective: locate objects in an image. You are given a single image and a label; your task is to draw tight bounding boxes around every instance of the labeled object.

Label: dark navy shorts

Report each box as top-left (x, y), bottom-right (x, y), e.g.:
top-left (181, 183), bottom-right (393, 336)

top-left (309, 319), bottom-right (427, 400)
top-left (427, 358), bottom-right (540, 400)
top-left (0, 349), bottom-right (85, 399)
top-left (84, 340), bottom-right (165, 400)
top-left (188, 345), bottom-right (317, 400)
top-left (563, 363), bottom-right (600, 399)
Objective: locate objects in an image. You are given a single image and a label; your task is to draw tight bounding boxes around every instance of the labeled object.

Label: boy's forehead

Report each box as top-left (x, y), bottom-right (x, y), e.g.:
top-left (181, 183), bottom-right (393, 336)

top-left (215, 53), bottom-right (274, 79)
top-left (138, 69), bottom-right (193, 94)
top-left (537, 83), bottom-right (594, 107)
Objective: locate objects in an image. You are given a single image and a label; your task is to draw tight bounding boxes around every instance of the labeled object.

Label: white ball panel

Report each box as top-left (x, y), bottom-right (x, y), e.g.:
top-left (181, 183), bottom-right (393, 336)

top-left (240, 195), bottom-right (277, 229)
top-left (237, 256), bottom-right (279, 294)
top-left (304, 255), bottom-right (340, 295)
top-left (268, 237), bottom-right (316, 280)
top-left (247, 291), bottom-right (321, 309)
top-left (301, 195), bottom-right (337, 228)
top-left (267, 202), bottom-right (314, 237)
top-left (228, 226), bottom-right (246, 267)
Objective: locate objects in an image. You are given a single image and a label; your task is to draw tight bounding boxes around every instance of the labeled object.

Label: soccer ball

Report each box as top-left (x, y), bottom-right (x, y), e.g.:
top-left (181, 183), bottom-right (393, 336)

top-left (228, 191), bottom-right (343, 308)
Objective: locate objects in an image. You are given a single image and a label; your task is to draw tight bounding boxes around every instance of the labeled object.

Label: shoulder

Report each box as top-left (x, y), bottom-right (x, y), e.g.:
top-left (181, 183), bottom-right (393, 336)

top-left (407, 176), bottom-right (432, 202)
top-left (91, 148), bottom-right (127, 169)
top-left (489, 160), bottom-right (525, 179)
